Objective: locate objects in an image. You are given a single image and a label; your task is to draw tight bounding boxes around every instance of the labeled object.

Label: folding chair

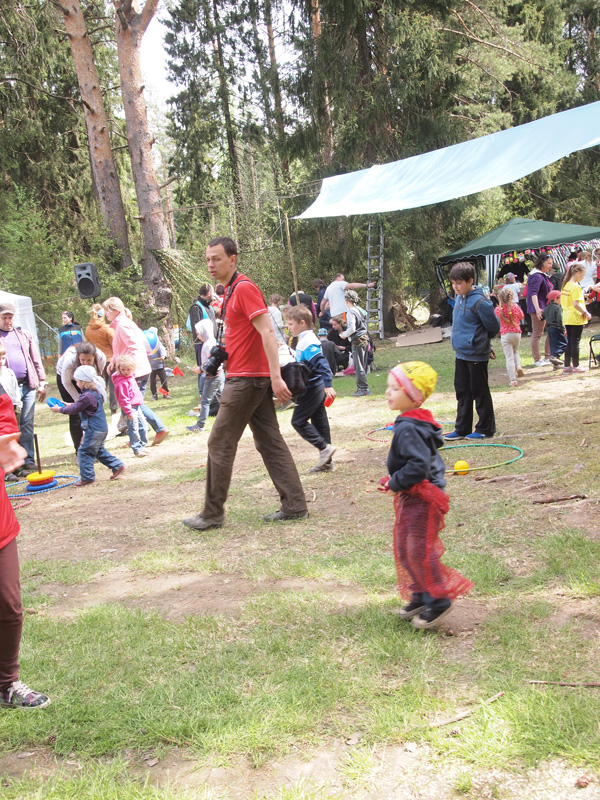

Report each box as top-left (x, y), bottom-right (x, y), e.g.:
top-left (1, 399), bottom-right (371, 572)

top-left (588, 334), bottom-right (600, 369)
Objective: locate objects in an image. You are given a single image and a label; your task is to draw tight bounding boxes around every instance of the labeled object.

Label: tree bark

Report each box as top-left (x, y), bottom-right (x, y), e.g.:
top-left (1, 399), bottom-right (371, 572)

top-left (57, 0), bottom-right (132, 269)
top-left (204, 0), bottom-right (244, 202)
top-left (115, 0), bottom-right (173, 348)
top-left (264, 0), bottom-right (290, 184)
top-left (310, 0), bottom-right (334, 165)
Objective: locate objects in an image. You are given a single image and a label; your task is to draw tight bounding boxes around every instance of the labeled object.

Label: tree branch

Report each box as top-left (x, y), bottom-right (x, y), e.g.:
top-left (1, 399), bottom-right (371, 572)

top-left (1, 76), bottom-right (90, 113)
top-left (49, 0), bottom-right (70, 15)
top-left (442, 27), bottom-right (551, 73)
top-left (456, 53), bottom-right (514, 102)
top-left (140, 0), bottom-right (161, 36)
top-left (88, 24), bottom-right (113, 35)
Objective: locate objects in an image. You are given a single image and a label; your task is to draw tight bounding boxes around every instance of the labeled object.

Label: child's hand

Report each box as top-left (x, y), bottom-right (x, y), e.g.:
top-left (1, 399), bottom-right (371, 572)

top-left (377, 476), bottom-right (390, 493)
top-left (325, 387), bottom-right (336, 400)
top-left (127, 415), bottom-right (134, 420)
top-left (191, 366), bottom-right (202, 375)
top-left (49, 406), bottom-right (61, 414)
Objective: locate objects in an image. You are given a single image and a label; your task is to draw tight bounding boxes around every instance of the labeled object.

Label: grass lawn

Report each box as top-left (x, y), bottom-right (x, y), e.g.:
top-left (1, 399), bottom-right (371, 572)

top-left (1, 326), bottom-right (600, 799)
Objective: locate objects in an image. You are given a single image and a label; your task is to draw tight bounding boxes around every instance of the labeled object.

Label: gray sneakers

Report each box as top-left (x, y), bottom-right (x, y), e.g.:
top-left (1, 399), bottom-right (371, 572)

top-left (316, 443), bottom-right (336, 468)
top-left (182, 515), bottom-right (224, 531)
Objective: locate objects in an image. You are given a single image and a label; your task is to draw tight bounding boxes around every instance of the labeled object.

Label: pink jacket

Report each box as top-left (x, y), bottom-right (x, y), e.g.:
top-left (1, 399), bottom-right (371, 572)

top-left (111, 372), bottom-right (143, 417)
top-left (109, 313), bottom-right (151, 377)
top-left (12, 327), bottom-right (46, 388)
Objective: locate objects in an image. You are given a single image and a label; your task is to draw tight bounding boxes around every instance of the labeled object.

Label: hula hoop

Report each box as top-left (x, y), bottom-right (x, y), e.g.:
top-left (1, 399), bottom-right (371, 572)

top-left (441, 443), bottom-right (524, 473)
top-left (10, 497), bottom-right (33, 509)
top-left (366, 421), bottom-right (457, 443)
top-left (5, 475), bottom-right (80, 499)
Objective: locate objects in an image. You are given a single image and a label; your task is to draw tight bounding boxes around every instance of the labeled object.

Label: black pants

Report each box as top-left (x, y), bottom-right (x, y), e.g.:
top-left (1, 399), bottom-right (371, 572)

top-left (56, 373), bottom-right (83, 452)
top-left (454, 358), bottom-right (495, 437)
top-left (564, 325), bottom-right (583, 368)
top-left (291, 384), bottom-right (331, 451)
top-left (150, 368), bottom-right (169, 396)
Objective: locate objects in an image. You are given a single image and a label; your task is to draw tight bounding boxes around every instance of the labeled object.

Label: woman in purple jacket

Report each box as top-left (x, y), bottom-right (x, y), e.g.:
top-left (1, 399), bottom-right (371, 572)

top-left (526, 254), bottom-right (554, 366)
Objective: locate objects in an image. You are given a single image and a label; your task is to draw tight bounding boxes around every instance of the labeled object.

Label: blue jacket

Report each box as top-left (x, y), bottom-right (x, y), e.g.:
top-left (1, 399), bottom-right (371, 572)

top-left (387, 409), bottom-right (446, 492)
top-left (295, 329), bottom-right (333, 392)
top-left (451, 287), bottom-right (499, 361)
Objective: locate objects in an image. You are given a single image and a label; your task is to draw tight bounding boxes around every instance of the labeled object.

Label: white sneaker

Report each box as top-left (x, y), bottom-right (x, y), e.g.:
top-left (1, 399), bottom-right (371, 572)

top-left (533, 359), bottom-right (551, 367)
top-left (134, 449), bottom-right (148, 458)
top-left (316, 443), bottom-right (336, 468)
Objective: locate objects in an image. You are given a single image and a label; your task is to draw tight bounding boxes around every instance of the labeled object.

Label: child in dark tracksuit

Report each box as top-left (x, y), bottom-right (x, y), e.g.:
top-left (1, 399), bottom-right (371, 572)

top-left (50, 365), bottom-right (124, 486)
top-left (378, 361), bottom-right (473, 628)
top-left (286, 305), bottom-right (337, 473)
top-left (446, 262), bottom-right (500, 441)
top-left (542, 289), bottom-right (567, 368)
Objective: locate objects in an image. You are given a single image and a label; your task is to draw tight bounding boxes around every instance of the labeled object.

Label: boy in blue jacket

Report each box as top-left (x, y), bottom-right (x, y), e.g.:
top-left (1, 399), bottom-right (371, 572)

top-left (286, 305), bottom-right (337, 472)
top-left (446, 262), bottom-right (500, 441)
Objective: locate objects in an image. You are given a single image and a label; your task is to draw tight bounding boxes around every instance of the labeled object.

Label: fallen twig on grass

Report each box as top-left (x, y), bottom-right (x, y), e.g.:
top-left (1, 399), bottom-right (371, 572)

top-left (430, 692), bottom-right (505, 727)
top-left (548, 499), bottom-right (599, 511)
top-left (528, 680), bottom-right (600, 688)
top-left (532, 494), bottom-right (587, 505)
top-left (517, 481), bottom-right (550, 493)
top-left (474, 473), bottom-right (538, 483)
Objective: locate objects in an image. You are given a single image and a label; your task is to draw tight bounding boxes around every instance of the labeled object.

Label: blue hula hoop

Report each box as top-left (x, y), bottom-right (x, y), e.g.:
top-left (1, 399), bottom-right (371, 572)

top-left (6, 475), bottom-right (80, 499)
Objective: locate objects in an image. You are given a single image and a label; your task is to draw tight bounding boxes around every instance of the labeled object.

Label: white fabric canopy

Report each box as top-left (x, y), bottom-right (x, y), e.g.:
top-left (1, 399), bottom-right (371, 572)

top-left (297, 101), bottom-right (600, 219)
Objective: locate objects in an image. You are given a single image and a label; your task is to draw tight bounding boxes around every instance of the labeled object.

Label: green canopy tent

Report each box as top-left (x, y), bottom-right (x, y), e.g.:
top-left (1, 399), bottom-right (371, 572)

top-left (438, 217), bottom-right (600, 288)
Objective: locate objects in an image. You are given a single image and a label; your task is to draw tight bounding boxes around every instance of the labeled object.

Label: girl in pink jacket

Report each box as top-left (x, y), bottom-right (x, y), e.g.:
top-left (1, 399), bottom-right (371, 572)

top-left (112, 355), bottom-right (148, 457)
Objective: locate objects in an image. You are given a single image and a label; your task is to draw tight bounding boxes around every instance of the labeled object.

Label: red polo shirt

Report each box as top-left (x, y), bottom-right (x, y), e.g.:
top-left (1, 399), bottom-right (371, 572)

top-left (223, 275), bottom-right (270, 377)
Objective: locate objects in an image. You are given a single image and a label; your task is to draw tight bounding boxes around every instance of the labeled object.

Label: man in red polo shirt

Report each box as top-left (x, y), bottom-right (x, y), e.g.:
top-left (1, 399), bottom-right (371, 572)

top-left (183, 237), bottom-right (307, 530)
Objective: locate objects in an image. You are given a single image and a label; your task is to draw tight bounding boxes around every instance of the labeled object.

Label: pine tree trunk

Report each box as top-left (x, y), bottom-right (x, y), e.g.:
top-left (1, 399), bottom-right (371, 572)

top-left (204, 0), bottom-right (244, 202)
top-left (264, 0), bottom-right (290, 184)
top-left (310, 0), bottom-right (334, 165)
top-left (115, 0), bottom-right (173, 349)
top-left (57, 0), bottom-right (132, 269)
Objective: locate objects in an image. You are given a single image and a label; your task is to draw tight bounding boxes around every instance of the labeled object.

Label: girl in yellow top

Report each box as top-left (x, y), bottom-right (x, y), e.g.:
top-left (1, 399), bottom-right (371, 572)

top-left (560, 263), bottom-right (591, 374)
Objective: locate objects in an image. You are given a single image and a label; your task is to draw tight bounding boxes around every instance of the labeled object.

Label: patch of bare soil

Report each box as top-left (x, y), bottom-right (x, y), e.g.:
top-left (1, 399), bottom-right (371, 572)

top-left (36, 570), bottom-right (370, 621)
top-left (2, 745), bottom-right (599, 800)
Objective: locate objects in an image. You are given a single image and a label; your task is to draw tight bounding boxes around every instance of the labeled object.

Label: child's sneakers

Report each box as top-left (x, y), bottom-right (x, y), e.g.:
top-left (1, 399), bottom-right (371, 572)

top-left (398, 598), bottom-right (426, 619)
top-left (412, 602), bottom-right (453, 629)
top-left (0, 680), bottom-right (50, 709)
top-left (316, 444), bottom-right (336, 468)
top-left (444, 431), bottom-right (464, 441)
top-left (134, 449), bottom-right (148, 458)
top-left (309, 461), bottom-right (334, 473)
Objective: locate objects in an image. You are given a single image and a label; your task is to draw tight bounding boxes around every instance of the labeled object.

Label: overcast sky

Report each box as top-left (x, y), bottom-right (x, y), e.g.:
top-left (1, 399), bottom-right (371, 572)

top-left (140, 13), bottom-right (172, 109)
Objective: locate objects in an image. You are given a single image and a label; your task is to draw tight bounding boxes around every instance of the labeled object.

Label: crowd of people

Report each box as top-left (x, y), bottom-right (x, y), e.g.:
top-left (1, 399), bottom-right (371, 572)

top-left (2, 239), bottom-right (600, 709)
top-left (493, 248), bottom-right (600, 377)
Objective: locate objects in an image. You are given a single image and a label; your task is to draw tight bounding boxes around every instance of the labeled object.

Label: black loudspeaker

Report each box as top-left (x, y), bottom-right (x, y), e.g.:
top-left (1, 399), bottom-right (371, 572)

top-left (74, 262), bottom-right (102, 299)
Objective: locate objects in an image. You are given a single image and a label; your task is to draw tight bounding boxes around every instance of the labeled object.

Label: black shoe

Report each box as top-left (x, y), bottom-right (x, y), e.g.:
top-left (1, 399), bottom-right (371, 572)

top-left (263, 510), bottom-right (309, 522)
top-left (4, 472), bottom-right (20, 483)
top-left (16, 466), bottom-right (37, 477)
top-left (412, 603), bottom-right (453, 629)
top-left (398, 599), bottom-right (426, 619)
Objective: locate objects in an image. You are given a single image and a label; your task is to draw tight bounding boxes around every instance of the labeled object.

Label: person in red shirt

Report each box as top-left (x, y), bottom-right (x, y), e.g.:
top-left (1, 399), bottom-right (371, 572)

top-left (0, 385), bottom-right (50, 708)
top-left (183, 237), bottom-right (307, 530)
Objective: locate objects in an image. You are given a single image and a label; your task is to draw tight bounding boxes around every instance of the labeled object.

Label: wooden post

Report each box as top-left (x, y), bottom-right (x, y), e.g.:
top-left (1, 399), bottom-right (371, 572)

top-left (284, 213), bottom-right (300, 306)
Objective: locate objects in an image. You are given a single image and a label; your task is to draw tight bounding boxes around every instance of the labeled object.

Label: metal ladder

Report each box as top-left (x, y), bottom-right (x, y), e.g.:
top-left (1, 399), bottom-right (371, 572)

top-left (366, 220), bottom-right (384, 339)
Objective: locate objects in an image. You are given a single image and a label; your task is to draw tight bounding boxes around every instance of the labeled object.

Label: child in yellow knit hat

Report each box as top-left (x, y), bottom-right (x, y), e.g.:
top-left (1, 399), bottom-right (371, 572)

top-left (378, 361), bottom-right (472, 628)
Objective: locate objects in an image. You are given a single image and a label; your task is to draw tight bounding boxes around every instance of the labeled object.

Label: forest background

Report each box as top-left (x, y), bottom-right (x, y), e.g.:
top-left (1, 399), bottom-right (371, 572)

top-left (1, 0), bottom-right (600, 353)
